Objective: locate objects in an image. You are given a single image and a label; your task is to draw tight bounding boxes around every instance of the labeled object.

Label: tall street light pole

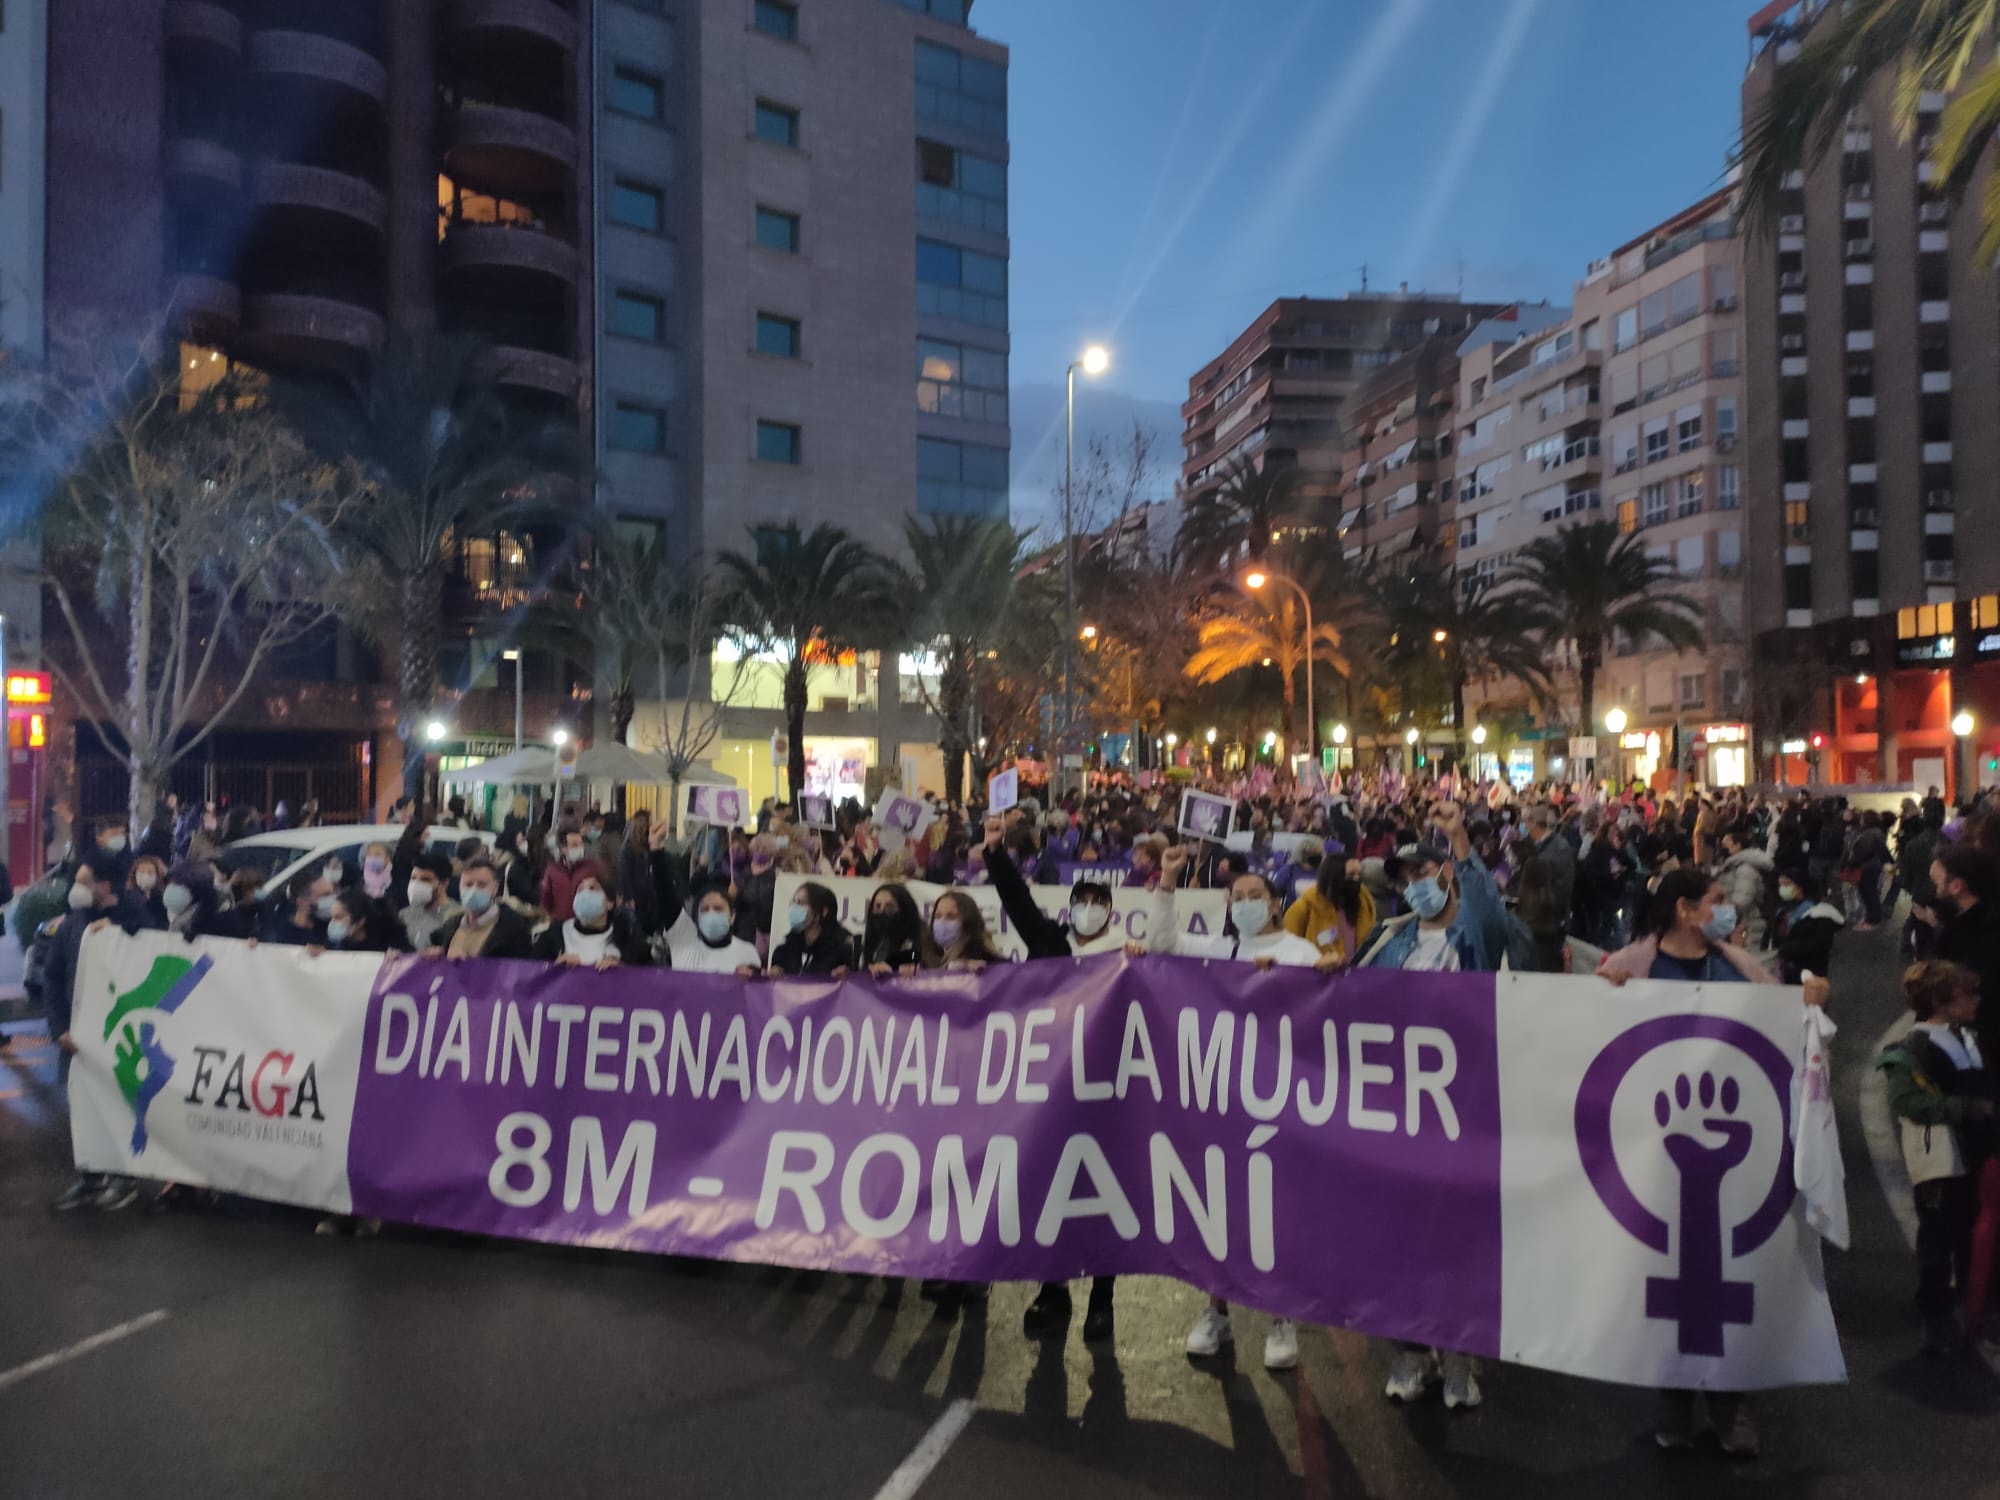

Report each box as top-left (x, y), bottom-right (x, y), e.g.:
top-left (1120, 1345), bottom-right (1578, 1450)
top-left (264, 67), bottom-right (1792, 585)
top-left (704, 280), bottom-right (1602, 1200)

top-left (503, 649), bottom-right (523, 752)
top-left (1062, 345), bottom-right (1110, 795)
top-left (1243, 567), bottom-right (1316, 764)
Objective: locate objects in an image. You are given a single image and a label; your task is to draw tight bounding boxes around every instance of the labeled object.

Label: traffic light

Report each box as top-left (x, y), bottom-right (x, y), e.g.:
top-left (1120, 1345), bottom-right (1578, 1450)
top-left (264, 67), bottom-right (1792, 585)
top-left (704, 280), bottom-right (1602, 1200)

top-left (1809, 733), bottom-right (1826, 751)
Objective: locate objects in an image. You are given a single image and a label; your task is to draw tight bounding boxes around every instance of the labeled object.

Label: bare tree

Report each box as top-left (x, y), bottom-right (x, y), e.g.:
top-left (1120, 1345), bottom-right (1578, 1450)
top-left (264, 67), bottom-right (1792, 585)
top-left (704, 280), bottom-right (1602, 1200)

top-left (4, 333), bottom-right (354, 829)
top-left (650, 569), bottom-right (752, 836)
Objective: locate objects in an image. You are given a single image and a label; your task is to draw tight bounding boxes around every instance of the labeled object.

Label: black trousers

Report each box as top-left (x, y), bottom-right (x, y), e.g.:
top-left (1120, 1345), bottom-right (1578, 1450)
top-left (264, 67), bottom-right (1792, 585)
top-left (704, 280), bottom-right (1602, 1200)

top-left (1915, 1174), bottom-right (1978, 1322)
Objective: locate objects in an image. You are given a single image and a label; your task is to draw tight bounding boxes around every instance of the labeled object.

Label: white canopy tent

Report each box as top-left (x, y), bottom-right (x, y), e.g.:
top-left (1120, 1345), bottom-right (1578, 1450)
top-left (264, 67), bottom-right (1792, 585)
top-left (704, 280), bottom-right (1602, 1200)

top-left (439, 744), bottom-right (739, 791)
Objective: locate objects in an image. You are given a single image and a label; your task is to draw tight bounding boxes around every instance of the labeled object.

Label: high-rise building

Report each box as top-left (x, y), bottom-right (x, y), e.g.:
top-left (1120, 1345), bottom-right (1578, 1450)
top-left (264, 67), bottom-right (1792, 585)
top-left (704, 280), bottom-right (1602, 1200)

top-left (1594, 188), bottom-right (1751, 789)
top-left (40, 0), bottom-right (595, 816)
top-left (0, 0), bottom-right (46, 358)
top-left (1180, 293), bottom-right (1491, 523)
top-left (1334, 333), bottom-right (1466, 568)
top-left (610, 0), bottom-right (1011, 809)
top-left (1743, 1), bottom-right (2000, 795)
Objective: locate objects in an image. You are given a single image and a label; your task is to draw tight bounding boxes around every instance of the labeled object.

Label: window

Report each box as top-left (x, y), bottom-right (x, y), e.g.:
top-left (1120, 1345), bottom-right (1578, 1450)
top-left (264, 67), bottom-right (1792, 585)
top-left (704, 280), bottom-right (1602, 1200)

top-left (1712, 264), bottom-right (1738, 306)
top-left (915, 140), bottom-right (1007, 232)
top-left (1612, 426), bottom-right (1637, 472)
top-left (1614, 308), bottom-right (1638, 352)
top-left (1640, 289), bottom-right (1669, 338)
top-left (1680, 671), bottom-right (1706, 709)
top-left (1784, 499), bottom-right (1809, 536)
top-left (917, 338), bottom-right (1008, 423)
top-left (1675, 404), bottom-right (1703, 452)
top-left (756, 313), bottom-right (801, 358)
top-left (1616, 498), bottom-right (1638, 535)
top-left (916, 39), bottom-right (1007, 136)
top-left (611, 178), bottom-right (665, 232)
top-left (1676, 537), bottom-right (1704, 579)
top-left (754, 101), bottom-right (800, 147)
top-left (1718, 465), bottom-right (1740, 510)
top-left (610, 290), bottom-right (665, 343)
top-left (1668, 273), bottom-right (1701, 324)
top-left (610, 66), bottom-right (664, 121)
top-left (1677, 472), bottom-right (1704, 516)
top-left (1716, 398), bottom-right (1738, 444)
top-left (1852, 549), bottom-right (1881, 600)
top-left (1643, 419), bottom-right (1669, 465)
top-left (1722, 667), bottom-right (1743, 708)
top-left (755, 206), bottom-right (800, 253)
top-left (916, 237), bottom-right (1007, 328)
top-left (1643, 482), bottom-right (1669, 527)
top-left (610, 401), bottom-right (666, 453)
top-left (917, 436), bottom-right (1009, 517)
top-left (753, 0), bottom-right (798, 39)
top-left (756, 420), bottom-right (801, 464)
top-left (1718, 530), bottom-right (1741, 573)
top-left (1711, 328), bottom-right (1739, 374)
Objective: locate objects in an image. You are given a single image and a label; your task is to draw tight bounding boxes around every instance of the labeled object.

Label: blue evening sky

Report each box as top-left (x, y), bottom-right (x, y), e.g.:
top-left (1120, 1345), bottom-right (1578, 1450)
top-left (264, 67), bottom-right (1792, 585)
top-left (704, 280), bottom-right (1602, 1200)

top-left (986, 0), bottom-right (1761, 525)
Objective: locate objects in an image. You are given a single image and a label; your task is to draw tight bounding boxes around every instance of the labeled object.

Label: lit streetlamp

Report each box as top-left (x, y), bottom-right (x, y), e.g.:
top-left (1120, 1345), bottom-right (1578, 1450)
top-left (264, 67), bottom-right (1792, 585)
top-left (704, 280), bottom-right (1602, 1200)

top-left (424, 719), bottom-right (448, 744)
top-left (1954, 710), bottom-right (1976, 802)
top-left (502, 648), bottom-right (523, 751)
top-left (1471, 725), bottom-right (1488, 745)
top-left (1244, 566), bottom-right (1320, 759)
top-left (1061, 344), bottom-right (1111, 793)
top-left (552, 726), bottom-right (571, 747)
top-left (1605, 707), bottom-right (1629, 735)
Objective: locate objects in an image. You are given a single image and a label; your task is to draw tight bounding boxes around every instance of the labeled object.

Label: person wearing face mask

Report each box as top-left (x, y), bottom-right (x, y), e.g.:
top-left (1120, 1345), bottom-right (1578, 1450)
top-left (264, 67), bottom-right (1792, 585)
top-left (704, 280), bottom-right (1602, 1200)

top-left (156, 862), bottom-right (223, 941)
top-left (269, 872), bottom-right (339, 946)
top-left (186, 803), bottom-right (222, 864)
top-left (1282, 852), bottom-right (1377, 965)
top-left (536, 820), bottom-right (608, 925)
top-left (47, 862), bottom-right (142, 1211)
top-left (432, 857), bottom-right (536, 959)
top-left (856, 883), bottom-right (925, 974)
top-left (532, 872), bottom-right (649, 969)
top-left (733, 834), bottom-right (782, 953)
top-left (359, 842), bottom-right (396, 903)
top-left (1147, 841), bottom-right (1325, 1373)
top-left (663, 879), bottom-right (762, 976)
top-left (919, 890), bottom-right (1002, 971)
top-left (768, 882), bottom-right (851, 977)
top-left (115, 855), bottom-right (170, 932)
top-left (206, 869), bottom-right (267, 941)
top-left (307, 892), bottom-right (395, 958)
top-left (398, 854), bottom-right (460, 954)
top-left (978, 814), bottom-right (1125, 1343)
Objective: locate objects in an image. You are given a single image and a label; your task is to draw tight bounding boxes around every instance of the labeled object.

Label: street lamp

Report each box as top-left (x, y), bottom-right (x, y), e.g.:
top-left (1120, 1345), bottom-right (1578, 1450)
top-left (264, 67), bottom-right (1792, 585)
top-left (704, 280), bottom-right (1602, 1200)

top-left (552, 726), bottom-right (571, 747)
top-left (424, 719), bottom-right (448, 744)
top-left (1405, 727), bottom-right (1420, 746)
top-left (502, 648), bottom-right (523, 751)
top-left (1605, 707), bottom-right (1628, 736)
top-left (1080, 624), bottom-right (1097, 641)
top-left (1471, 725), bottom-right (1488, 746)
top-left (1062, 344), bottom-right (1112, 794)
top-left (1432, 629), bottom-right (1448, 644)
top-left (1954, 710), bottom-right (1976, 802)
top-left (1205, 727), bottom-right (1217, 744)
top-left (1244, 566), bottom-right (1319, 760)
top-left (1953, 711), bottom-right (1975, 738)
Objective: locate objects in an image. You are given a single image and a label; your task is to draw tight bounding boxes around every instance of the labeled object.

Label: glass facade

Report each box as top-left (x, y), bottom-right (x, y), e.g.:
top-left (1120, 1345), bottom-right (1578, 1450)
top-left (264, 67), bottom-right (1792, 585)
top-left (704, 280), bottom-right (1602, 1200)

top-left (918, 437), bottom-right (1008, 517)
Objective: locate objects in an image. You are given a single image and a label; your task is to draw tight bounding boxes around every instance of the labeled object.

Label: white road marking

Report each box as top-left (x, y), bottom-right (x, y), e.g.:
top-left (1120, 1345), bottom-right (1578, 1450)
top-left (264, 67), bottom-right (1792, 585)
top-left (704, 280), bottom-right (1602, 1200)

top-left (0, 1309), bottom-right (171, 1394)
top-left (871, 1398), bottom-right (976, 1500)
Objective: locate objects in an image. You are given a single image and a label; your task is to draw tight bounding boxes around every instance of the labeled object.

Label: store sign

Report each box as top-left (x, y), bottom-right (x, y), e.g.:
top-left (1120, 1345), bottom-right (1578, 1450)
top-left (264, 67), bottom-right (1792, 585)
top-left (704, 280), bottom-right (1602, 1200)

top-left (1898, 635), bottom-right (1955, 665)
top-left (1621, 733), bottom-right (1651, 751)
top-left (1702, 724), bottom-right (1747, 746)
top-left (1570, 736), bottom-right (1598, 761)
top-left (5, 671), bottom-right (49, 704)
top-left (1973, 632), bottom-right (2000, 662)
top-left (1781, 740), bottom-right (1808, 755)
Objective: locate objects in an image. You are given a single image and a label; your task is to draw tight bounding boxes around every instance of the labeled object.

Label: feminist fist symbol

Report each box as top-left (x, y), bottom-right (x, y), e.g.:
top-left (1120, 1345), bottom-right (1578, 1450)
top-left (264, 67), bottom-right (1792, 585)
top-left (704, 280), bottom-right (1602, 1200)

top-left (1647, 1072), bottom-right (1755, 1355)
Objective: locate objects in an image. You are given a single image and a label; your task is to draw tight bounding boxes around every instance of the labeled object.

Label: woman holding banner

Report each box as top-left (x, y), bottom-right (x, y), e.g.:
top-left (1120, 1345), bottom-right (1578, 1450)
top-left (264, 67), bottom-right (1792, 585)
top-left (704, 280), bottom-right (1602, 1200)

top-left (857, 884), bottom-right (925, 974)
top-left (662, 881), bottom-right (763, 976)
top-left (769, 882), bottom-right (851, 977)
top-left (532, 872), bottom-right (651, 970)
top-left (920, 890), bottom-right (1002, 971)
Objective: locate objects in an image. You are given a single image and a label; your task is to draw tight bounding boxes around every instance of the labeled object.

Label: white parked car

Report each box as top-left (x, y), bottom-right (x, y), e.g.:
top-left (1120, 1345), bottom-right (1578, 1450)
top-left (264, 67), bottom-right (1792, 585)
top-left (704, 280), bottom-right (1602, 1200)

top-left (214, 825), bottom-right (496, 902)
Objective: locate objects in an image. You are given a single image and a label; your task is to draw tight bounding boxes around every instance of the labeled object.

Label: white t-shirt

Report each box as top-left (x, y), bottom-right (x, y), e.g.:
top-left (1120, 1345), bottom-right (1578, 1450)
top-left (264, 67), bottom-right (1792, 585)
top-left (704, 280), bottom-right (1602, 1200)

top-left (562, 922), bottom-right (615, 965)
top-left (1403, 927), bottom-right (1461, 973)
top-left (665, 910), bottom-right (761, 974)
top-left (1145, 889), bottom-right (1320, 967)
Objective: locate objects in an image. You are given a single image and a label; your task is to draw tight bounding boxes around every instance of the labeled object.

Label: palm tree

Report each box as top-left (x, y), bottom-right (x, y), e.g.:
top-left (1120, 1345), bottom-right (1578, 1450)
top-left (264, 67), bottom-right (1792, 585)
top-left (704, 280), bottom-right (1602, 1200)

top-left (273, 335), bottom-right (579, 798)
top-left (1740, 0), bottom-right (2000, 258)
top-left (1172, 458), bottom-right (1305, 580)
top-left (899, 515), bottom-right (1029, 804)
top-left (1499, 521), bottom-right (1703, 736)
top-left (717, 521), bottom-right (899, 805)
top-left (1183, 588), bottom-right (1346, 749)
top-left (533, 520), bottom-right (678, 749)
top-left (1373, 562), bottom-right (1555, 757)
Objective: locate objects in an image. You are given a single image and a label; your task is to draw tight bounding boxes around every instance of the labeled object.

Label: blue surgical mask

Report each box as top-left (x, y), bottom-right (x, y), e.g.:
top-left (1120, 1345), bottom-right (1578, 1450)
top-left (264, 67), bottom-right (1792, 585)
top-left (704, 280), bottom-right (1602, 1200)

top-left (1702, 902), bottom-right (1738, 943)
top-left (573, 890), bottom-right (607, 923)
top-left (314, 895), bottom-right (337, 920)
top-left (1231, 899), bottom-right (1271, 938)
top-left (1406, 875), bottom-right (1449, 921)
top-left (697, 910), bottom-right (733, 943)
top-left (788, 902), bottom-right (810, 932)
top-left (461, 886), bottom-right (495, 914)
top-left (163, 884), bottom-right (193, 918)
top-left (325, 919), bottom-right (351, 947)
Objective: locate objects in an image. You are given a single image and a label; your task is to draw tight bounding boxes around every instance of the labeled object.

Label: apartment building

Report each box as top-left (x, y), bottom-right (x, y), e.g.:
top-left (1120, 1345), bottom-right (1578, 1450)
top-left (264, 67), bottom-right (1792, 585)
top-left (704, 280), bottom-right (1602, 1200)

top-left (1595, 188), bottom-right (1751, 789)
top-left (1744, 1), bottom-right (2000, 795)
top-left (1334, 333), bottom-right (1463, 567)
top-left (611, 0), bottom-right (1011, 809)
top-left (1181, 292), bottom-right (1492, 524)
top-left (0, 0), bottom-right (45, 358)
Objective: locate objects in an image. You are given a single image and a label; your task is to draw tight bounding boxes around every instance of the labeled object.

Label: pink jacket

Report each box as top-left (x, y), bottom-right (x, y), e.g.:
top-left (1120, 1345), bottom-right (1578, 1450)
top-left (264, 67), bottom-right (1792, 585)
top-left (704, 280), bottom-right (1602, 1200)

top-left (1597, 935), bottom-right (1777, 986)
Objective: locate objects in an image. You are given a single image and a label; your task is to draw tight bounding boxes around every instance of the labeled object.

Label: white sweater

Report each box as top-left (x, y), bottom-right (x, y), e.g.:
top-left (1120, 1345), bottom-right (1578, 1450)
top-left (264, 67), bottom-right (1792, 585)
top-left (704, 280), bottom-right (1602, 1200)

top-left (1147, 887), bottom-right (1321, 967)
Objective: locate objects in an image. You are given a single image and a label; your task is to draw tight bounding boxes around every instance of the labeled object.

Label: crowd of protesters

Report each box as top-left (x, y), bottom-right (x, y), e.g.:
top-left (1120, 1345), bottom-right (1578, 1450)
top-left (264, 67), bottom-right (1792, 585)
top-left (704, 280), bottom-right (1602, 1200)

top-left (28, 765), bottom-right (2000, 1460)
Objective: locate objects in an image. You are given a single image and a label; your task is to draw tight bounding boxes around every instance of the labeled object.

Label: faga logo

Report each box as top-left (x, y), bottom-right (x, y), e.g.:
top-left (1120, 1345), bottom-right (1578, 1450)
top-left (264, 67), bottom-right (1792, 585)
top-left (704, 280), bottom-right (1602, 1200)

top-left (1574, 1015), bottom-right (1796, 1357)
top-left (101, 952), bottom-right (326, 1154)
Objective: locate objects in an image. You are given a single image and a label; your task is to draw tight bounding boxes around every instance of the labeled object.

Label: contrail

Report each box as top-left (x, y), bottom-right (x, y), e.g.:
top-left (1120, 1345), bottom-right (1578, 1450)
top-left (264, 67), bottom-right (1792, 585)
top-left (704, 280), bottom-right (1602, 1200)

top-left (1394, 0), bottom-right (1545, 282)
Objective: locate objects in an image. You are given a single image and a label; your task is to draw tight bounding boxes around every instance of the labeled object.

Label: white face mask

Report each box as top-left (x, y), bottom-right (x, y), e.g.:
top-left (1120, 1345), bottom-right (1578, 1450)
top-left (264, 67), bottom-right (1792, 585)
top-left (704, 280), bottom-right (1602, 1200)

top-left (1070, 902), bottom-right (1110, 939)
top-left (68, 882), bottom-right (95, 911)
top-left (134, 871), bottom-right (158, 893)
top-left (407, 880), bottom-right (436, 909)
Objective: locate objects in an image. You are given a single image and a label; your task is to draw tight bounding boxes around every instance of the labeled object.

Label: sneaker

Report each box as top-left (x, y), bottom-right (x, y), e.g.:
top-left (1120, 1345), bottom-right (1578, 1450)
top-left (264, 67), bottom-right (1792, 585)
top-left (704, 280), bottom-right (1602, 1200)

top-left (1714, 1404), bottom-right (1760, 1459)
top-left (314, 1215), bottom-right (348, 1236)
top-left (1440, 1354), bottom-right (1481, 1410)
top-left (1185, 1307), bottom-right (1233, 1357)
top-left (51, 1175), bottom-right (102, 1212)
top-left (1383, 1349), bottom-right (1435, 1402)
top-left (94, 1177), bottom-right (140, 1212)
top-left (1023, 1284), bottom-right (1072, 1338)
top-left (1082, 1288), bottom-right (1115, 1345)
top-left (1264, 1318), bottom-right (1299, 1371)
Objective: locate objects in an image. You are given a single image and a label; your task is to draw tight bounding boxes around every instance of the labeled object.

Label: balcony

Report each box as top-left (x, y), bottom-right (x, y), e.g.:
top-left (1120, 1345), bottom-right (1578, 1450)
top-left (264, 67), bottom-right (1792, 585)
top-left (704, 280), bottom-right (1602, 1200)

top-left (249, 30), bottom-right (390, 106)
top-left (445, 102), bottom-right (579, 197)
top-left (164, 135), bottom-right (243, 191)
top-left (1846, 330), bottom-right (1874, 351)
top-left (1784, 482), bottom-right (1810, 502)
top-left (1849, 463), bottom-right (1878, 483)
top-left (451, 0), bottom-right (577, 52)
top-left (1779, 294), bottom-right (1806, 315)
top-left (1923, 370), bottom-right (1953, 394)
top-left (1783, 419), bottom-right (1809, 440)
top-left (1926, 512), bottom-right (1955, 536)
top-left (251, 162), bottom-right (388, 231)
top-left (1924, 441), bottom-right (1954, 464)
top-left (1538, 436), bottom-right (1600, 475)
top-left (1925, 560), bottom-right (1957, 583)
top-left (1920, 201), bottom-right (1949, 225)
top-left (1780, 356), bottom-right (1807, 377)
top-left (1847, 396), bottom-right (1875, 418)
top-left (167, 272), bottom-right (242, 335)
top-left (242, 291), bottom-right (387, 360)
top-left (166, 0), bottom-right (242, 54)
top-left (477, 345), bottom-right (580, 401)
top-left (1921, 301), bottom-right (1950, 322)
top-left (1927, 488), bottom-right (1956, 511)
top-left (440, 221), bottom-right (579, 283)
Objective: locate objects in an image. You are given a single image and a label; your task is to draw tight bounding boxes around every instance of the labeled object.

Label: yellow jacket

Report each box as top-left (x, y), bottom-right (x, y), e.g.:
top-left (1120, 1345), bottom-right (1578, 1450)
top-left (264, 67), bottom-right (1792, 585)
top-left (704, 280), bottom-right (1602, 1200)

top-left (1282, 884), bottom-right (1377, 962)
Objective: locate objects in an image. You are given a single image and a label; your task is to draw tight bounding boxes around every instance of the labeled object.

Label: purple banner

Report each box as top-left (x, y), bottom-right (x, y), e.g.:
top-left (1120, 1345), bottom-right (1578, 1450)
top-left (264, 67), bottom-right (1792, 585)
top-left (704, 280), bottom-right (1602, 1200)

top-left (350, 956), bottom-right (1503, 1355)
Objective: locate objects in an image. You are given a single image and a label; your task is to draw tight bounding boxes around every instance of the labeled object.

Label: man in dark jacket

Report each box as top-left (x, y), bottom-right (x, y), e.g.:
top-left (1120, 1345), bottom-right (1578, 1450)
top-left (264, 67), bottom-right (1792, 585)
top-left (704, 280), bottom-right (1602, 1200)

top-left (47, 859), bottom-right (135, 1210)
top-left (432, 858), bottom-right (537, 959)
top-left (1931, 844), bottom-right (2000, 1062)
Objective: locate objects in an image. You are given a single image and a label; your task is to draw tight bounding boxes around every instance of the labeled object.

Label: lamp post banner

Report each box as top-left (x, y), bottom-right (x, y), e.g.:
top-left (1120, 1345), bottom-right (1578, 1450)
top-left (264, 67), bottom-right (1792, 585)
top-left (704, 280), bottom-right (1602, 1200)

top-left (70, 931), bottom-right (1845, 1391)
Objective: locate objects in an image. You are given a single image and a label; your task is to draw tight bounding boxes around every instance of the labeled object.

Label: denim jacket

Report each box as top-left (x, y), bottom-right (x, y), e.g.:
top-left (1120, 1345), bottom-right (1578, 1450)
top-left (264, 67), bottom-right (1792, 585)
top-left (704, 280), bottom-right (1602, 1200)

top-left (1357, 851), bottom-right (1512, 973)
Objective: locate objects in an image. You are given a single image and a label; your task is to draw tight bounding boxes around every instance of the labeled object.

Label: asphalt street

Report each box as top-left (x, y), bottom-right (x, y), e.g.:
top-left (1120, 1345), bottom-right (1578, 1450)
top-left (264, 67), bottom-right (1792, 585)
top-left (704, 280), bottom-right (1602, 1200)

top-left (3, 922), bottom-right (1998, 1499)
